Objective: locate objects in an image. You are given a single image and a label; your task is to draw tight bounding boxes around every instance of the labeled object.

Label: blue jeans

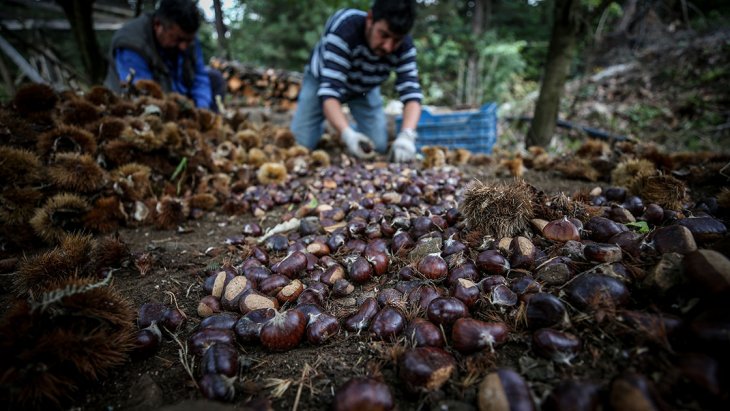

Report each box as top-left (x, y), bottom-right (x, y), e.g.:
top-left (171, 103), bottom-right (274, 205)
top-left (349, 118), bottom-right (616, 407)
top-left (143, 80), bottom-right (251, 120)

top-left (290, 69), bottom-right (388, 153)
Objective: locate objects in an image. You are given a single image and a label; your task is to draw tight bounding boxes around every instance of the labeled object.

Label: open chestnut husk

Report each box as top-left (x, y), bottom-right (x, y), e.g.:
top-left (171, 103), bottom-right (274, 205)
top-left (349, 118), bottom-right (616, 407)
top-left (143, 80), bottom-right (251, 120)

top-left (451, 318), bottom-right (509, 354)
top-left (398, 347), bottom-right (456, 393)
top-left (259, 309), bottom-right (306, 352)
top-left (332, 377), bottom-right (394, 411)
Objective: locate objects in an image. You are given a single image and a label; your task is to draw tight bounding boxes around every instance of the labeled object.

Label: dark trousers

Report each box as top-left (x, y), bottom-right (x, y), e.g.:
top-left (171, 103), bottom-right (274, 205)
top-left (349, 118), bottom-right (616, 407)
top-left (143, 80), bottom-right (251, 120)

top-left (207, 67), bottom-right (226, 112)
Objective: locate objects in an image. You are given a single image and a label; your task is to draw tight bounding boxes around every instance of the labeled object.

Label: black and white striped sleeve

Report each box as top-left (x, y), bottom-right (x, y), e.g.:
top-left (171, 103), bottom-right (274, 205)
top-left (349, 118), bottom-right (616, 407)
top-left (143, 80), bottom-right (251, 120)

top-left (315, 10), bottom-right (360, 101)
top-left (393, 40), bottom-right (423, 103)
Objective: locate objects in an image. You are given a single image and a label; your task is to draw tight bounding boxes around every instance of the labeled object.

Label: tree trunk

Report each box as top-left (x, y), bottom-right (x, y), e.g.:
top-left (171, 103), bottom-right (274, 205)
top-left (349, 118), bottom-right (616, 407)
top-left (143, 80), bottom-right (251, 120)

top-left (57, 0), bottom-right (105, 84)
top-left (465, 0), bottom-right (487, 106)
top-left (213, 0), bottom-right (230, 59)
top-left (526, 0), bottom-right (581, 148)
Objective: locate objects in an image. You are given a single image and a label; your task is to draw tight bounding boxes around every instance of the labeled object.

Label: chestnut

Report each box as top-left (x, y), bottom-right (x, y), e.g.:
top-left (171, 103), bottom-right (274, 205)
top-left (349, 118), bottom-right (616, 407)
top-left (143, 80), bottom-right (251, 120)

top-left (264, 233), bottom-right (289, 252)
top-left (408, 285), bottom-right (443, 312)
top-left (476, 250), bottom-right (510, 275)
top-left (188, 328), bottom-right (235, 356)
top-left (609, 373), bottom-right (666, 411)
top-left (344, 297), bottom-right (379, 332)
top-left (258, 274), bottom-right (290, 296)
top-left (199, 312), bottom-right (240, 330)
top-left (510, 236), bottom-right (536, 270)
top-left (273, 251), bottom-right (307, 278)
top-left (234, 308), bottom-right (276, 343)
top-left (525, 293), bottom-right (569, 329)
top-left (417, 253), bottom-right (448, 280)
top-left (404, 318), bottom-right (445, 348)
top-left (242, 222), bottom-right (262, 237)
top-left (565, 273), bottom-right (629, 311)
top-left (275, 279), bottom-right (304, 304)
top-left (138, 302), bottom-right (168, 329)
top-left (306, 240), bottom-right (331, 257)
top-left (332, 278), bottom-right (355, 297)
top-left (293, 303), bottom-right (324, 325)
top-left (584, 216), bottom-right (627, 242)
top-left (682, 249), bottom-right (730, 295)
top-left (490, 284), bottom-right (518, 307)
top-left (677, 217), bottom-right (727, 243)
top-left (447, 262), bottom-right (479, 285)
top-left (332, 377), bottom-right (394, 411)
top-left (370, 306), bottom-right (407, 342)
top-left (204, 269), bottom-right (236, 298)
top-left (259, 309), bottom-right (306, 352)
top-left (543, 217), bottom-right (580, 242)
top-left (364, 249), bottom-right (389, 276)
top-left (376, 288), bottom-right (405, 309)
top-left (398, 347), bottom-right (456, 392)
top-left (532, 328), bottom-right (581, 365)
top-left (321, 264), bottom-right (346, 286)
top-left (221, 275), bottom-right (252, 311)
top-left (450, 278), bottom-right (480, 308)
top-left (239, 289), bottom-right (279, 314)
top-left (478, 369), bottom-right (536, 411)
top-left (542, 380), bottom-right (603, 411)
top-left (451, 318), bottom-right (509, 353)
top-left (348, 256), bottom-right (374, 284)
top-left (197, 295), bottom-right (222, 318)
top-left (200, 343), bottom-right (238, 377)
top-left (392, 230), bottom-right (415, 256)
top-left (198, 374), bottom-right (235, 402)
top-left (426, 297), bottom-right (469, 326)
top-left (583, 243), bottom-right (622, 263)
top-left (307, 312), bottom-right (340, 345)
top-left (133, 322), bottom-right (162, 358)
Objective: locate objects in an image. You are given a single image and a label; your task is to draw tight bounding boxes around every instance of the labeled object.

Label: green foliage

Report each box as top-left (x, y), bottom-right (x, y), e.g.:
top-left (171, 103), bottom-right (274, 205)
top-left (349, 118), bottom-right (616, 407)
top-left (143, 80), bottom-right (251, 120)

top-left (227, 0), bottom-right (370, 71)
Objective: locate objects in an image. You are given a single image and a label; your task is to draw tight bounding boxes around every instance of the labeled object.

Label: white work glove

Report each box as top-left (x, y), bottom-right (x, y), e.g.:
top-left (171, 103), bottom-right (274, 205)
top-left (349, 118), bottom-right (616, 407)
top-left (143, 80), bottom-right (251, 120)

top-left (390, 128), bottom-right (417, 162)
top-left (341, 127), bottom-right (376, 159)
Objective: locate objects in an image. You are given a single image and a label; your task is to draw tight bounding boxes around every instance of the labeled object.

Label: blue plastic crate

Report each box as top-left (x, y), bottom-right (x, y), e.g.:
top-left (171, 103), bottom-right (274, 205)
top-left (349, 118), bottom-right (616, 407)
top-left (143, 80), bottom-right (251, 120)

top-left (395, 103), bottom-right (498, 154)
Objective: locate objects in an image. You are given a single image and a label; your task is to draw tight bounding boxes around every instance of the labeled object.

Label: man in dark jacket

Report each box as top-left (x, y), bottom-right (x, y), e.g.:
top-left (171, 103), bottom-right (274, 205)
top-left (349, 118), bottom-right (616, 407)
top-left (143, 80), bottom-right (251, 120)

top-left (105, 0), bottom-right (223, 110)
top-left (290, 0), bottom-right (423, 161)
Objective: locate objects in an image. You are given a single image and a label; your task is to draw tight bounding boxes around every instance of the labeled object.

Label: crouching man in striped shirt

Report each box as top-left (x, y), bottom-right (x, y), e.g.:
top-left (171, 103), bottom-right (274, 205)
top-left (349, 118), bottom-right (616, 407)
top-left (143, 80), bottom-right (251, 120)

top-left (290, 0), bottom-right (423, 162)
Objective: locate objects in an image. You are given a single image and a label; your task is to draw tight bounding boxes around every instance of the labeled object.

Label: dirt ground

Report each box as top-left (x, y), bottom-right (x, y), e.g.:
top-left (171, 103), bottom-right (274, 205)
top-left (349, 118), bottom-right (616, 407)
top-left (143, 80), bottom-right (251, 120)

top-left (57, 163), bottom-right (705, 411)
top-left (75, 168), bottom-right (604, 410)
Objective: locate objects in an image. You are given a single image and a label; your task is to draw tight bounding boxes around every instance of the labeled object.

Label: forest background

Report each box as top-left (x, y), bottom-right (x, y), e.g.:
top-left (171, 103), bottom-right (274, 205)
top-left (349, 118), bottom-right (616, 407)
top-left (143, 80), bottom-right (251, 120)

top-left (1, 0), bottom-right (729, 149)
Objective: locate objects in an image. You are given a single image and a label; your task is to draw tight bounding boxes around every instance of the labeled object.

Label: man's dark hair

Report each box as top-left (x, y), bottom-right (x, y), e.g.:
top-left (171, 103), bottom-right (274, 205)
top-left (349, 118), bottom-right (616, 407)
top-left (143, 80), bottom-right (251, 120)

top-left (371, 0), bottom-right (416, 35)
top-left (154, 0), bottom-right (201, 33)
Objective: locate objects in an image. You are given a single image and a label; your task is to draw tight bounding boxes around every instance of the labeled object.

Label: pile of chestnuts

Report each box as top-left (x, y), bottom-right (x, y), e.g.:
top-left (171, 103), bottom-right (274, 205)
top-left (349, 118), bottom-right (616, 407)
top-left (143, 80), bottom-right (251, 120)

top-left (150, 161), bottom-right (728, 409)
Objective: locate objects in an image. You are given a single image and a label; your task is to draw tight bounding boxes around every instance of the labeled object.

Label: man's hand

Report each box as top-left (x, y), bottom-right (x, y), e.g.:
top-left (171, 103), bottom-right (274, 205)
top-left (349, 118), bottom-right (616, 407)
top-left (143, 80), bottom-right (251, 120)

top-left (341, 127), bottom-right (376, 159)
top-left (390, 129), bottom-right (417, 162)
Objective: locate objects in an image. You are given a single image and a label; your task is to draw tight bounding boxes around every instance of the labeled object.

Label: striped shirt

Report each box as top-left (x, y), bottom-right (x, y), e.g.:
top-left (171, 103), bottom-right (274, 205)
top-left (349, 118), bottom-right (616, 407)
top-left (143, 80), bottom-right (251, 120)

top-left (309, 9), bottom-right (423, 104)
